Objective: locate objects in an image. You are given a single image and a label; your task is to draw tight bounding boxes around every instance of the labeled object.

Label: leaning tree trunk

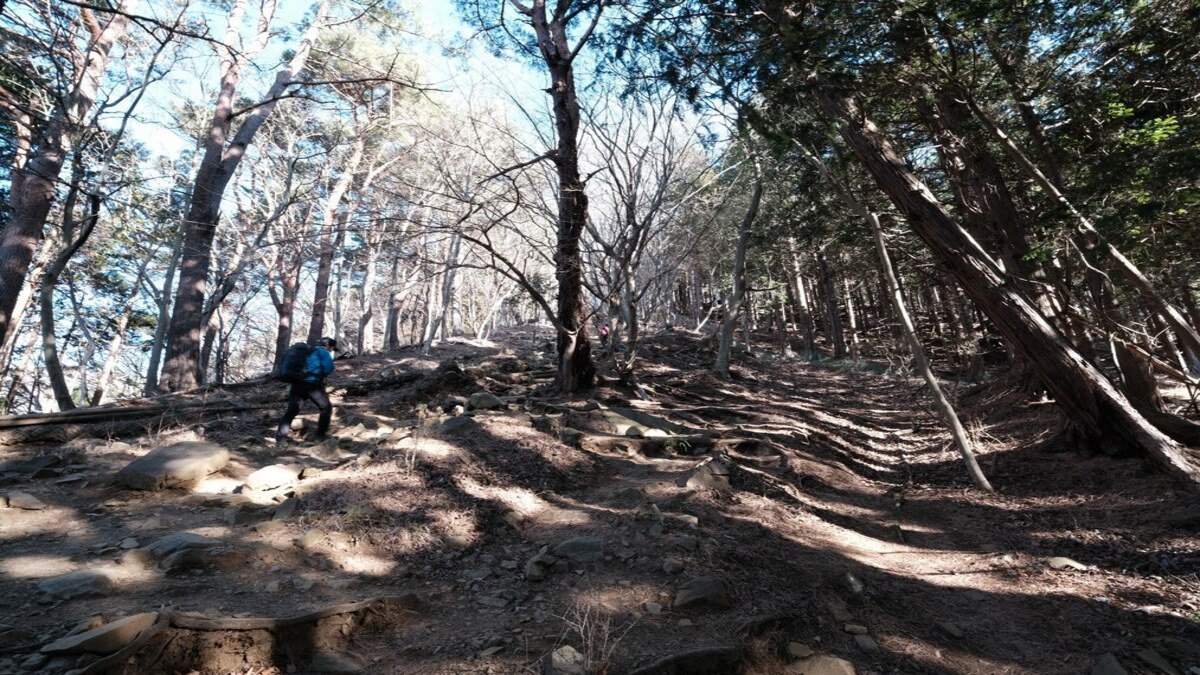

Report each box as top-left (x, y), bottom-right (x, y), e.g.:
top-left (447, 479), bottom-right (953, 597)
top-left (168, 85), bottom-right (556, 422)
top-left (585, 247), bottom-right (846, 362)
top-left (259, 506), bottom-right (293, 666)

top-left (963, 93), bottom-right (1200, 374)
top-left (0, 1), bottom-right (137, 350)
top-left (870, 212), bottom-right (993, 491)
top-left (812, 83), bottom-right (1200, 486)
top-left (161, 0), bottom-right (327, 391)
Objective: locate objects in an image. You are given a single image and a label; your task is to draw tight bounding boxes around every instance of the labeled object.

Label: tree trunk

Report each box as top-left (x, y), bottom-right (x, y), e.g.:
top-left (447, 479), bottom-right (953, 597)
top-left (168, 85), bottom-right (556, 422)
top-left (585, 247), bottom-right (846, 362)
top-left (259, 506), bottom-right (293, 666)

top-left (843, 277), bottom-right (860, 358)
top-left (517, 0), bottom-right (599, 393)
top-left (817, 246), bottom-right (847, 358)
top-left (143, 229), bottom-right (184, 394)
top-left (0, 0), bottom-right (137, 349)
top-left (357, 237), bottom-right (382, 354)
top-left (90, 263), bottom-right (146, 406)
top-left (714, 160), bottom-right (764, 377)
top-left (812, 83), bottom-right (1199, 486)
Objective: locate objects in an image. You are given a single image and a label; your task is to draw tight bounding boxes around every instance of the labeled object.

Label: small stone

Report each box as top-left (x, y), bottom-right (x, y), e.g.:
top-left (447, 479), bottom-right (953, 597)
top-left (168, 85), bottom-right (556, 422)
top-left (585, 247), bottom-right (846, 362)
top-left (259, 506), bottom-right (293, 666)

top-left (310, 650), bottom-right (364, 673)
top-left (226, 503), bottom-right (275, 526)
top-left (6, 491), bottom-right (46, 510)
top-left (255, 520), bottom-right (287, 535)
top-left (465, 568), bottom-right (492, 581)
top-left (962, 589), bottom-right (986, 602)
top-left (786, 642), bottom-right (814, 659)
top-left (296, 529), bottom-right (325, 549)
top-left (791, 655), bottom-right (855, 675)
top-left (1045, 556), bottom-right (1090, 571)
top-left (480, 646), bottom-right (505, 657)
top-left (1090, 653), bottom-right (1128, 675)
top-left (1135, 650), bottom-right (1180, 675)
top-left (119, 538), bottom-right (139, 550)
top-left (683, 463), bottom-right (731, 491)
top-left (295, 578), bottom-right (315, 591)
top-left (673, 576), bottom-right (731, 610)
top-left (662, 558), bottom-right (685, 575)
top-left (273, 497), bottom-right (299, 520)
top-left (441, 416), bottom-right (479, 434)
top-left (477, 595), bottom-right (510, 608)
top-left (843, 572), bottom-right (865, 595)
top-left (525, 553), bottom-right (556, 581)
top-left (643, 602), bottom-right (663, 615)
top-left (265, 580), bottom-right (286, 593)
top-left (501, 560), bottom-right (518, 570)
top-left (677, 618), bottom-right (693, 627)
top-left (843, 623), bottom-right (868, 635)
top-left (937, 621), bottom-right (964, 638)
top-left (119, 549), bottom-right (154, 567)
top-left (827, 600), bottom-right (852, 622)
top-left (41, 613), bottom-right (157, 655)
top-left (21, 653), bottom-right (48, 670)
top-left (146, 532), bottom-right (222, 559)
top-left (245, 464), bottom-right (303, 492)
top-left (468, 392), bottom-right (504, 410)
top-left (328, 578), bottom-right (359, 590)
top-left (854, 634), bottom-right (880, 653)
top-left (161, 549), bottom-right (212, 576)
top-left (38, 571), bottom-right (115, 600)
top-left (553, 536), bottom-right (604, 562)
top-left (542, 644), bottom-right (586, 675)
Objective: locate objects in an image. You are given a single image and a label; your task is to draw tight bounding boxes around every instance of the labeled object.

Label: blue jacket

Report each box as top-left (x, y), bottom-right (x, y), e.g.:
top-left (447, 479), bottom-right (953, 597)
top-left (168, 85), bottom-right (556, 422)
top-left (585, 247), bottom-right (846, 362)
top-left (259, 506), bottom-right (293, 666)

top-left (304, 347), bottom-right (335, 382)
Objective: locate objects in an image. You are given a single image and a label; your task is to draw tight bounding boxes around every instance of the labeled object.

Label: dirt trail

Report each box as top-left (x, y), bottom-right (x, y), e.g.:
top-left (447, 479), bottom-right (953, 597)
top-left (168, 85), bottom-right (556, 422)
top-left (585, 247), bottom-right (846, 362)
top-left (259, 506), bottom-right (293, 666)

top-left (0, 329), bottom-right (1197, 674)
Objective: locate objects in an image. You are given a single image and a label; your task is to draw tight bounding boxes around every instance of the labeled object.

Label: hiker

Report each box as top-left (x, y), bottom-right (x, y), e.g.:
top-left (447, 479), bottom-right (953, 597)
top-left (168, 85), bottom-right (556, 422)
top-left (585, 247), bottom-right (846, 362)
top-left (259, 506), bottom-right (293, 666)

top-left (275, 337), bottom-right (337, 444)
top-left (598, 322), bottom-right (611, 350)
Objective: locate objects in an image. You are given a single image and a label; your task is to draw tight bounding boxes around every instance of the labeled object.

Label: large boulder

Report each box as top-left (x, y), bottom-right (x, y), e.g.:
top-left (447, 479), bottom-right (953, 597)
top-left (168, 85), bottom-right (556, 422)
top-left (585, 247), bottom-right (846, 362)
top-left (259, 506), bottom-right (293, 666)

top-left (117, 442), bottom-right (230, 491)
top-left (41, 613), bottom-right (157, 655)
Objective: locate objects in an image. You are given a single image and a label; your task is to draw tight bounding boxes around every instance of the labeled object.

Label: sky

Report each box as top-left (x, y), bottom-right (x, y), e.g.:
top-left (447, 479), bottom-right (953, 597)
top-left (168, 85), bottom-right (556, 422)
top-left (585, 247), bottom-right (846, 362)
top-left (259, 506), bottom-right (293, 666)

top-left (122, 0), bottom-right (547, 160)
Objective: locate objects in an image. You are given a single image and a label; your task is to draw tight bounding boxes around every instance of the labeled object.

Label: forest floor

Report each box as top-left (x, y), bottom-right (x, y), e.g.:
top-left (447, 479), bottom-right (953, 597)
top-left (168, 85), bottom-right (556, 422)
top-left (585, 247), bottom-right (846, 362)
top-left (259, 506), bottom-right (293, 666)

top-left (1, 327), bottom-right (1199, 675)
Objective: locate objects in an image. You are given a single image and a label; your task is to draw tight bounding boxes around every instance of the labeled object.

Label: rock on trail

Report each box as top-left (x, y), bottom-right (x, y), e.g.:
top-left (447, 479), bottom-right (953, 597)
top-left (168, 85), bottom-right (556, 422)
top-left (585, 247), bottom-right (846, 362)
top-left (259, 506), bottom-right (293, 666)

top-left (117, 441), bottom-right (230, 490)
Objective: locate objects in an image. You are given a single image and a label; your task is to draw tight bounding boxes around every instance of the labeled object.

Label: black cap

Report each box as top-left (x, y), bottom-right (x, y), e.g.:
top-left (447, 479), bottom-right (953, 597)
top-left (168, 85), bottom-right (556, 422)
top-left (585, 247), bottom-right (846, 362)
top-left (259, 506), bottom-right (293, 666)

top-left (320, 337), bottom-right (338, 351)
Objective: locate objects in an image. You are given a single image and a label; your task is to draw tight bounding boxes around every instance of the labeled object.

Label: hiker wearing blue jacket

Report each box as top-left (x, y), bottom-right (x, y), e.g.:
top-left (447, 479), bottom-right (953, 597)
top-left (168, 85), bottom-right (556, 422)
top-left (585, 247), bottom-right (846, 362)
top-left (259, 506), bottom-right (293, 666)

top-left (275, 337), bottom-right (337, 444)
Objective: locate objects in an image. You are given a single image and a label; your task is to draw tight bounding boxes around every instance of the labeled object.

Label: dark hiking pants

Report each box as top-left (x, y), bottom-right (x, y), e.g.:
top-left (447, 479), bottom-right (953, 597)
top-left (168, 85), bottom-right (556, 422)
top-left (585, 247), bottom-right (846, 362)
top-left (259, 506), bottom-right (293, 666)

top-left (276, 381), bottom-right (332, 438)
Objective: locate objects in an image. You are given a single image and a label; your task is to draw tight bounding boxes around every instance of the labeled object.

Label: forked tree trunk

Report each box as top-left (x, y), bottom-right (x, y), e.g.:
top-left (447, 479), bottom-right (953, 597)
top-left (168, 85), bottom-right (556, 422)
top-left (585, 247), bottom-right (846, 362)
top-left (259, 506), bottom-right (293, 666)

top-left (812, 84), bottom-right (1199, 486)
